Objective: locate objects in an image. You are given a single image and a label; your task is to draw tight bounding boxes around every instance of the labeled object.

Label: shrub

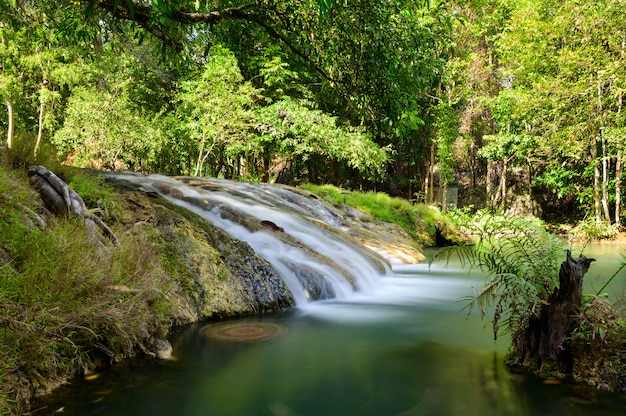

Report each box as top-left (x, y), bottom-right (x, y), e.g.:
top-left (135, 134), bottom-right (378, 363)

top-left (569, 217), bottom-right (619, 245)
top-left (432, 213), bottom-right (563, 339)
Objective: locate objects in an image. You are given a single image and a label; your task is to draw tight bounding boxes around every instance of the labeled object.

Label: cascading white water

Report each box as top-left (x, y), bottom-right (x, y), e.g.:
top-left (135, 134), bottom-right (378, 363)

top-left (111, 173), bottom-right (392, 305)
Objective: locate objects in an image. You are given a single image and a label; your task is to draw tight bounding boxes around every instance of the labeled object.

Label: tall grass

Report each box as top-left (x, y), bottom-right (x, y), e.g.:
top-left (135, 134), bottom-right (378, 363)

top-left (0, 166), bottom-right (172, 414)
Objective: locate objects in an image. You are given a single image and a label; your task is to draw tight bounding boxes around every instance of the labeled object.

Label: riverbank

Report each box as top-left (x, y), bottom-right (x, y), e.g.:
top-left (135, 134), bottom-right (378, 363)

top-left (4, 160), bottom-right (624, 415)
top-left (0, 165), bottom-right (290, 414)
top-left (0, 164), bottom-right (431, 414)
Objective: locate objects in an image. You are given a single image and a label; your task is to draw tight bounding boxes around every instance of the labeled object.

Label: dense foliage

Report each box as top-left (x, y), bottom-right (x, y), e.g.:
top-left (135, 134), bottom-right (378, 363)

top-left (2, 0), bottom-right (626, 227)
top-left (447, 0), bottom-right (626, 228)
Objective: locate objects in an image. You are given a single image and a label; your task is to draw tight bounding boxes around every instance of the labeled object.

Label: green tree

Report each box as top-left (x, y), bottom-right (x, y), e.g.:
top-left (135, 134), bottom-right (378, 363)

top-left (53, 86), bottom-right (167, 170)
top-left (175, 44), bottom-right (257, 178)
top-left (254, 96), bottom-right (389, 183)
top-left (70, 0), bottom-right (447, 188)
top-left (0, 1), bottom-right (95, 159)
top-left (514, 1), bottom-right (625, 221)
top-left (446, 0), bottom-right (626, 226)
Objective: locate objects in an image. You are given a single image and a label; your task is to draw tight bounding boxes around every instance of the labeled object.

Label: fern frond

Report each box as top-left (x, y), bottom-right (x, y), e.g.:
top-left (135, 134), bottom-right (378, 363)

top-left (438, 210), bottom-right (564, 340)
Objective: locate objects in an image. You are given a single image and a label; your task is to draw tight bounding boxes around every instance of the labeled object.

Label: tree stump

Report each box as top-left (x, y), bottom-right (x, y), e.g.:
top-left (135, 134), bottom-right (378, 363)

top-left (28, 165), bottom-right (117, 245)
top-left (511, 250), bottom-right (595, 375)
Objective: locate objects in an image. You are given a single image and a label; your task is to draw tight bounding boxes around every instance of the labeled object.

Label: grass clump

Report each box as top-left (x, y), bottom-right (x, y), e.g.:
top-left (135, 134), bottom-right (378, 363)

top-left (67, 170), bottom-right (121, 222)
top-left (0, 166), bottom-right (173, 414)
top-left (568, 217), bottom-right (619, 245)
top-left (300, 183), bottom-right (458, 246)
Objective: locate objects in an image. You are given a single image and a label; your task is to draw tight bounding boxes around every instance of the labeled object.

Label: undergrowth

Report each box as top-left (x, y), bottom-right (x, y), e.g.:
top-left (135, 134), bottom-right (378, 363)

top-left (0, 166), bottom-right (173, 414)
top-left (568, 217), bottom-right (620, 245)
top-left (300, 183), bottom-right (459, 246)
top-left (431, 213), bottom-right (563, 340)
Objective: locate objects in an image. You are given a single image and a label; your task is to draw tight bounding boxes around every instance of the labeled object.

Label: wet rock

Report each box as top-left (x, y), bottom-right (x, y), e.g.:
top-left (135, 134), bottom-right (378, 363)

top-left (260, 220), bottom-right (284, 232)
top-left (155, 338), bottom-right (174, 360)
top-left (104, 175), bottom-right (294, 324)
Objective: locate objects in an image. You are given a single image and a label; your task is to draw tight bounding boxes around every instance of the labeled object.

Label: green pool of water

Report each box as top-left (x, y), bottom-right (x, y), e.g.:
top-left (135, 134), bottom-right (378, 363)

top-left (38, 248), bottom-right (626, 416)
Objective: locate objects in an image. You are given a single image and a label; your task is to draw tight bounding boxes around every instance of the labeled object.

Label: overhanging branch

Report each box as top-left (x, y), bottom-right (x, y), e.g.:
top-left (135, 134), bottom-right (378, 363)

top-left (84, 0), bottom-right (340, 83)
top-left (243, 14), bottom-right (338, 84)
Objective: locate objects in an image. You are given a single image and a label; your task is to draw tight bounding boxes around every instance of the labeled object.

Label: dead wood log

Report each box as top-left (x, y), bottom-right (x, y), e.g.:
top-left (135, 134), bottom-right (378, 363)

top-left (0, 193), bottom-right (48, 229)
top-left (28, 165), bottom-right (118, 245)
top-left (512, 250), bottom-right (595, 375)
top-left (260, 220), bottom-right (284, 232)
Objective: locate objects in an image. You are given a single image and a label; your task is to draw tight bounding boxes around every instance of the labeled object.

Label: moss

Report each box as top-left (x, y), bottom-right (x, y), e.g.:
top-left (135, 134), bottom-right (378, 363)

top-left (300, 183), bottom-right (466, 249)
top-left (0, 167), bottom-right (293, 414)
top-left (106, 177), bottom-right (293, 318)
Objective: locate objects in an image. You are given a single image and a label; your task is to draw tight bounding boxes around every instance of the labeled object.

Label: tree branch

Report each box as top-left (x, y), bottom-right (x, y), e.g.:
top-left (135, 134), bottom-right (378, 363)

top-left (89, 0), bottom-right (188, 51)
top-left (243, 13), bottom-right (339, 84)
top-left (84, 1), bottom-right (340, 83)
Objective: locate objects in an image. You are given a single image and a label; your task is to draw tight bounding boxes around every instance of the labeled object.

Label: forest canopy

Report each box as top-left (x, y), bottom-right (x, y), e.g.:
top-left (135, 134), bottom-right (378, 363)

top-left (2, 0), bottom-right (626, 227)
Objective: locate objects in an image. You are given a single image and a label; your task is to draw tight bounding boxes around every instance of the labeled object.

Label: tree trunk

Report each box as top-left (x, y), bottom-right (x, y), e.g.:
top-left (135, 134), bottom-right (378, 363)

top-left (601, 129), bottom-right (611, 224)
top-left (34, 87), bottom-right (45, 161)
top-left (6, 99), bottom-right (13, 150)
top-left (262, 149), bottom-right (270, 183)
top-left (615, 90), bottom-right (623, 231)
top-left (441, 182), bottom-right (448, 211)
top-left (595, 71), bottom-right (606, 223)
top-left (527, 157), bottom-right (535, 215)
top-left (194, 134), bottom-right (212, 177)
top-left (511, 251), bottom-right (595, 375)
top-left (500, 158), bottom-right (507, 211)
top-left (592, 141), bottom-right (602, 223)
top-left (486, 159), bottom-right (493, 207)
top-left (491, 161), bottom-right (505, 209)
top-left (616, 150), bottom-right (622, 231)
top-left (427, 141), bottom-right (435, 203)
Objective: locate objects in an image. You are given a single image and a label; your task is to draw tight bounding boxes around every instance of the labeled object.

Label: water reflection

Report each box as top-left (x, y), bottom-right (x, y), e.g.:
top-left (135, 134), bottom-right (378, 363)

top-left (37, 253), bottom-right (626, 416)
top-left (578, 243), bottom-right (626, 301)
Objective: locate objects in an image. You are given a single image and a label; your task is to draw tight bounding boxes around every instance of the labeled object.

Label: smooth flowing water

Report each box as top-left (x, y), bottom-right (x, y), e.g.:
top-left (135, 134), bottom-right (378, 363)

top-left (37, 176), bottom-right (626, 415)
top-left (580, 243), bottom-right (626, 302)
top-left (110, 174), bottom-right (390, 303)
top-left (40, 254), bottom-right (626, 416)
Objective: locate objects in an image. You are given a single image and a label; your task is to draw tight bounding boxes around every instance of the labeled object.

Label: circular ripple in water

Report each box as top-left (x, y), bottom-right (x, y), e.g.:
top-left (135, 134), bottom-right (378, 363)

top-left (201, 321), bottom-right (287, 342)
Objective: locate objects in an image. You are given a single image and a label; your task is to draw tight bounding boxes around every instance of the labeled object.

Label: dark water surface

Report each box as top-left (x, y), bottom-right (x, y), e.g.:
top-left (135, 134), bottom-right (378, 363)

top-left (38, 251), bottom-right (626, 416)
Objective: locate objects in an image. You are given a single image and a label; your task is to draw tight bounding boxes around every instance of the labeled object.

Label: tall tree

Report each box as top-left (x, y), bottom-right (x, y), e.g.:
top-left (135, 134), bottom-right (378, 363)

top-left (0, 1), bottom-right (94, 158)
top-left (455, 0), bottom-right (626, 223)
top-left (70, 0), bottom-right (448, 189)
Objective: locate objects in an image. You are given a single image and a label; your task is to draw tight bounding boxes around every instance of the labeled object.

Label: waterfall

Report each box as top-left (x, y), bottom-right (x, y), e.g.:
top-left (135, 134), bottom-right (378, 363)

top-left (111, 174), bottom-right (392, 305)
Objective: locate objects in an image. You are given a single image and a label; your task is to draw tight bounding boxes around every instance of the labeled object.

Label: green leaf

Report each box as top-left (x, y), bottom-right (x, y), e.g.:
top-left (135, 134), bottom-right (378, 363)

top-left (317, 0), bottom-right (332, 17)
top-left (83, 0), bottom-right (97, 17)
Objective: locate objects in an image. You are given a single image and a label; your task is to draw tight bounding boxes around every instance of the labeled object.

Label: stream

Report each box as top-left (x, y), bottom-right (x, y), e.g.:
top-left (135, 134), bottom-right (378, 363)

top-left (38, 248), bottom-right (626, 416)
top-left (35, 176), bottom-right (626, 415)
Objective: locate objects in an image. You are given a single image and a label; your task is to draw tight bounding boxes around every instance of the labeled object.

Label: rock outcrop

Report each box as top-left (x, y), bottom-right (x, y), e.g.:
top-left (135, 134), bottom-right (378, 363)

top-left (104, 176), bottom-right (294, 325)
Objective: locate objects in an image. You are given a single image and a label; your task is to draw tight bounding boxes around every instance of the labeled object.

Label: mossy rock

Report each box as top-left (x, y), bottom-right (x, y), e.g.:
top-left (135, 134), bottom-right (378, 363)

top-left (106, 176), bottom-right (294, 324)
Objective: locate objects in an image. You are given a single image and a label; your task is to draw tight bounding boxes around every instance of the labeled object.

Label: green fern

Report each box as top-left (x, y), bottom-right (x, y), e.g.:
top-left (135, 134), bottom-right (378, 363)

top-left (432, 213), bottom-right (563, 339)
